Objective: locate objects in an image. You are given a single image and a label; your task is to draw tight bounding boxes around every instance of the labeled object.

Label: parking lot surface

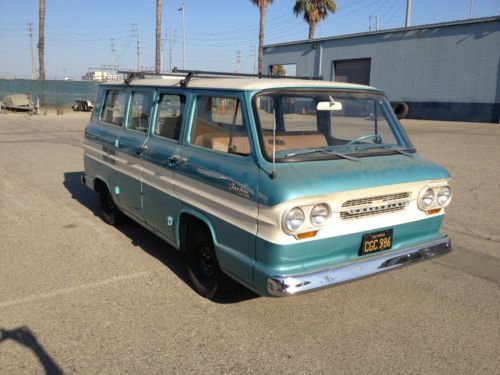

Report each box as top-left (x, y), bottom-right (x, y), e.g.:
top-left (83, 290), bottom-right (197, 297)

top-left (0, 112), bottom-right (499, 374)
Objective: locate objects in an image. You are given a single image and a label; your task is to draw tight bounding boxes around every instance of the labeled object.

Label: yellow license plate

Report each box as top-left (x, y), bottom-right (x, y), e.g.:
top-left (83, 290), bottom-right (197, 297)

top-left (360, 229), bottom-right (393, 255)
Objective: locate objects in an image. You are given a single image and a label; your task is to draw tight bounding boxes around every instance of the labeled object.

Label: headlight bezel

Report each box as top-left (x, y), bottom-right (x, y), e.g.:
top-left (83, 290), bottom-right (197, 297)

top-left (310, 203), bottom-right (331, 227)
top-left (283, 207), bottom-right (305, 233)
top-left (436, 186), bottom-right (452, 206)
top-left (418, 185), bottom-right (452, 211)
top-left (282, 203), bottom-right (331, 236)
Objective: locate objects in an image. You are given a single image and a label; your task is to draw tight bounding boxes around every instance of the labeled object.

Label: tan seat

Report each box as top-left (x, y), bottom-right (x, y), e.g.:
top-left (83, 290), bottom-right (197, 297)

top-left (210, 135), bottom-right (251, 155)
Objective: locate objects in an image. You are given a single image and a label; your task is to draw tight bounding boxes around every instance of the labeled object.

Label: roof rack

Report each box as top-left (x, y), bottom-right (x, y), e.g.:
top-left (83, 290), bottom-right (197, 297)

top-left (118, 69), bottom-right (323, 87)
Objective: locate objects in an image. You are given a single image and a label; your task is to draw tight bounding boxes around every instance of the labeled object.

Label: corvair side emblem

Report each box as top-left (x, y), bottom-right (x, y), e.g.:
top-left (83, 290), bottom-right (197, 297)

top-left (228, 182), bottom-right (250, 199)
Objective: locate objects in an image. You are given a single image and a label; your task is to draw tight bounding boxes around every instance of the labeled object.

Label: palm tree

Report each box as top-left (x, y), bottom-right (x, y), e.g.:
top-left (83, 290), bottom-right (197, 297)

top-left (155, 0), bottom-right (162, 73)
top-left (250, 0), bottom-right (274, 75)
top-left (37, 0), bottom-right (45, 79)
top-left (293, 0), bottom-right (336, 40)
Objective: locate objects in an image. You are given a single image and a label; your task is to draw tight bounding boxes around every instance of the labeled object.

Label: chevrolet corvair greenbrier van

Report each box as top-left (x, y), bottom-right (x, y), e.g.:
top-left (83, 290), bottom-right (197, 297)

top-left (82, 70), bottom-right (452, 299)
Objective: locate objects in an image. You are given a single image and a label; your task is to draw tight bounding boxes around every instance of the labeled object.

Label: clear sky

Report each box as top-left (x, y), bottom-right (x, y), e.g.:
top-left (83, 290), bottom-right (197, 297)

top-left (0, 0), bottom-right (499, 79)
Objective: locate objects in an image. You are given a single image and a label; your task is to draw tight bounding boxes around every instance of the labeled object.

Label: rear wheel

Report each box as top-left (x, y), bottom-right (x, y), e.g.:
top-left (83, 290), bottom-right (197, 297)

top-left (98, 186), bottom-right (126, 225)
top-left (186, 227), bottom-right (236, 299)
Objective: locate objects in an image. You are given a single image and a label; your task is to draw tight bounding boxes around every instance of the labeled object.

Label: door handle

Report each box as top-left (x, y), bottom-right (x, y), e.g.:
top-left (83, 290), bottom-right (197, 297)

top-left (169, 154), bottom-right (188, 165)
top-left (137, 144), bottom-right (149, 154)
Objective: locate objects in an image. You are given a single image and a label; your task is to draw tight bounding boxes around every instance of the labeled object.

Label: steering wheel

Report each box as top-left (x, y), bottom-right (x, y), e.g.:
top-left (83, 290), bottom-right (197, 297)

top-left (346, 134), bottom-right (383, 145)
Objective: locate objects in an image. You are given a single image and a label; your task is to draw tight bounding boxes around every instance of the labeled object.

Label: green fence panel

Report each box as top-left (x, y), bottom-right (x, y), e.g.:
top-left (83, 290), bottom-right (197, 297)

top-left (0, 79), bottom-right (99, 107)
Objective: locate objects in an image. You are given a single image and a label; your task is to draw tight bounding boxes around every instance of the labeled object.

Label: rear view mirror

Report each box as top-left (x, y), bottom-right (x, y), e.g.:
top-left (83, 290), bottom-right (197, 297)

top-left (317, 101), bottom-right (342, 111)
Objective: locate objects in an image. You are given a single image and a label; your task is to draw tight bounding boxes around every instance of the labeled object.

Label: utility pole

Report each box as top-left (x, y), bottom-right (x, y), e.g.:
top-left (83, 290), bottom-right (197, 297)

top-left (27, 22), bottom-right (35, 79)
top-left (236, 51), bottom-right (242, 73)
top-left (405, 0), bottom-right (412, 28)
top-left (469, 0), bottom-right (474, 18)
top-left (132, 24), bottom-right (140, 71)
top-left (178, 2), bottom-right (186, 69)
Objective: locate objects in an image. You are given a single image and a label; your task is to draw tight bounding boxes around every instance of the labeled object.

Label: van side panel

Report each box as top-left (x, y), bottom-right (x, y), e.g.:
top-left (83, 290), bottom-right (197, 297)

top-left (173, 146), bottom-right (259, 287)
top-left (84, 122), bottom-right (123, 202)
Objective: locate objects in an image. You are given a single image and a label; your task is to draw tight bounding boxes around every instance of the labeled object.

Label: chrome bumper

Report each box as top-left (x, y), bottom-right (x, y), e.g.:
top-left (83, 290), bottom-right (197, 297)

top-left (267, 236), bottom-right (452, 297)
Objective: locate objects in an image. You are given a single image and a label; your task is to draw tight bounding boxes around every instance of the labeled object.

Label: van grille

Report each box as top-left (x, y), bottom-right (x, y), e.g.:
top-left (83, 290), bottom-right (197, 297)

top-left (340, 192), bottom-right (411, 220)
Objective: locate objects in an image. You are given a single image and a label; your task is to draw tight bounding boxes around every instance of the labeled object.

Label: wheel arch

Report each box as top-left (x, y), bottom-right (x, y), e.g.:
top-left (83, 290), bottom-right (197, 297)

top-left (177, 208), bottom-right (218, 253)
top-left (93, 175), bottom-right (111, 194)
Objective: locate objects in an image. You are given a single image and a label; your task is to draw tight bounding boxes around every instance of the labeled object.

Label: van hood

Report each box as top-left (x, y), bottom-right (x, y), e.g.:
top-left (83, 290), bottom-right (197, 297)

top-left (258, 154), bottom-right (450, 206)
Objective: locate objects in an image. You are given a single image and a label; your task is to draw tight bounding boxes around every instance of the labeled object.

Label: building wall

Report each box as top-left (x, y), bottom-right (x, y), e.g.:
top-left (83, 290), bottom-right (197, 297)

top-left (263, 18), bottom-right (500, 123)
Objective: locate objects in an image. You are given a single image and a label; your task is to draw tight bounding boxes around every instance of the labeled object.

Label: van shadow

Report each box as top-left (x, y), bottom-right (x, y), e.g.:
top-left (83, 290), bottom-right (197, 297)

top-left (62, 171), bottom-right (258, 304)
top-left (0, 326), bottom-right (64, 375)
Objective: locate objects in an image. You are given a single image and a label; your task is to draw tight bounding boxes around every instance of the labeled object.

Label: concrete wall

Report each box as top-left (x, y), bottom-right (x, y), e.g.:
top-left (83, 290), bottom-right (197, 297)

top-left (0, 79), bottom-right (99, 107)
top-left (263, 17), bottom-right (500, 123)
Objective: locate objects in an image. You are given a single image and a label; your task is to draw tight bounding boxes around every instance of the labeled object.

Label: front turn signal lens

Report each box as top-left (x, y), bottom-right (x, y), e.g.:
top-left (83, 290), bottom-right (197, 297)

top-left (296, 231), bottom-right (318, 240)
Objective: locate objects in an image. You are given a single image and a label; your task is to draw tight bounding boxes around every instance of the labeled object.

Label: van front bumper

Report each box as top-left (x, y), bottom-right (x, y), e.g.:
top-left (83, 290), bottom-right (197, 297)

top-left (267, 236), bottom-right (451, 296)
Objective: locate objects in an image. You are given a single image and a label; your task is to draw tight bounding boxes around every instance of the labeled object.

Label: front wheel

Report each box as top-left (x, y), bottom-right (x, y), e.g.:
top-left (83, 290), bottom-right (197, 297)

top-left (186, 227), bottom-right (236, 299)
top-left (99, 187), bottom-right (127, 225)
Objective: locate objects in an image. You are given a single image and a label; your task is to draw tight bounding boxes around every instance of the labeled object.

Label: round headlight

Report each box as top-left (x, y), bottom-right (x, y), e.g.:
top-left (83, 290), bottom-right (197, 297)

top-left (285, 207), bottom-right (305, 232)
top-left (437, 186), bottom-right (452, 206)
top-left (421, 188), bottom-right (435, 208)
top-left (310, 204), bottom-right (330, 227)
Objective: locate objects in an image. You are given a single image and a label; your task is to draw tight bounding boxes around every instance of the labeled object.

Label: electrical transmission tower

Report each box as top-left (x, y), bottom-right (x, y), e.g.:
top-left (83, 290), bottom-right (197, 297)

top-left (236, 51), bottom-right (242, 74)
top-left (110, 38), bottom-right (118, 74)
top-left (251, 46), bottom-right (257, 75)
top-left (27, 22), bottom-right (35, 79)
top-left (369, 16), bottom-right (380, 31)
top-left (131, 24), bottom-right (140, 71)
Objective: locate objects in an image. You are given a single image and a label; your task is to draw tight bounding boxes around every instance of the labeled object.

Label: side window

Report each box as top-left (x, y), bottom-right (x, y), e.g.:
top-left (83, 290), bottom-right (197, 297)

top-left (155, 94), bottom-right (185, 141)
top-left (190, 96), bottom-right (250, 156)
top-left (127, 92), bottom-right (153, 133)
top-left (101, 90), bottom-right (127, 126)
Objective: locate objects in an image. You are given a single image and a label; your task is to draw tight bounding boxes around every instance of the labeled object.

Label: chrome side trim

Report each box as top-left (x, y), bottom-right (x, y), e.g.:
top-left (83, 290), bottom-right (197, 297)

top-left (267, 236), bottom-right (452, 296)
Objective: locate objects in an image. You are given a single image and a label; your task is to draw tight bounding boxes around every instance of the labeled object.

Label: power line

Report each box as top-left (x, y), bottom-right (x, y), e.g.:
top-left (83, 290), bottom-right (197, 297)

top-left (382, 0), bottom-right (407, 27)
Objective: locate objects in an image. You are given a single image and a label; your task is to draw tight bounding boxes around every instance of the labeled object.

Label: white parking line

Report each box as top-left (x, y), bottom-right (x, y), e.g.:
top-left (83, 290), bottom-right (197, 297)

top-left (0, 270), bottom-right (159, 309)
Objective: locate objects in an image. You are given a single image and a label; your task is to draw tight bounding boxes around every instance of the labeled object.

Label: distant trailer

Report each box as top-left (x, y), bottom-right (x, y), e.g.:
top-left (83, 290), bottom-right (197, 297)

top-left (263, 16), bottom-right (500, 123)
top-left (1, 94), bottom-right (34, 112)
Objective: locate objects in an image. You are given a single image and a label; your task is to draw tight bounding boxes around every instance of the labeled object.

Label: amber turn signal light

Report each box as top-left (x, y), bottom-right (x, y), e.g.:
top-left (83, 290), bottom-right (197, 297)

top-left (296, 231), bottom-right (318, 240)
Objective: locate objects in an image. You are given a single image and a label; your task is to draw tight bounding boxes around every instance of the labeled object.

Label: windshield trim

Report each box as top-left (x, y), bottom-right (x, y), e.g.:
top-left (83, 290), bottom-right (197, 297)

top-left (252, 88), bottom-right (415, 163)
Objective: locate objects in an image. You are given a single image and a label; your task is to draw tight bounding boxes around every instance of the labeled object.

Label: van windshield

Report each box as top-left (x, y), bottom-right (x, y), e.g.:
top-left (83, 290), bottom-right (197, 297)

top-left (253, 90), bottom-right (414, 161)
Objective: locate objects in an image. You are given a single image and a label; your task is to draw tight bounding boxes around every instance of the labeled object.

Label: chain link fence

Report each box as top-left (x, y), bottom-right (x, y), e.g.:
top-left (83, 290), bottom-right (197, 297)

top-left (0, 79), bottom-right (99, 108)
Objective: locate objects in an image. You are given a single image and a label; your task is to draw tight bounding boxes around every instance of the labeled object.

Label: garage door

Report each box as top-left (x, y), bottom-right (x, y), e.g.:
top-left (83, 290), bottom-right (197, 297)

top-left (333, 58), bottom-right (371, 85)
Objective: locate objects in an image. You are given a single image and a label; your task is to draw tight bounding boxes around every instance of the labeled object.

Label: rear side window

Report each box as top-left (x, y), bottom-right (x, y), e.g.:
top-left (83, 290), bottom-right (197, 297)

top-left (127, 92), bottom-right (153, 133)
top-left (155, 94), bottom-right (185, 141)
top-left (190, 96), bottom-right (250, 156)
top-left (101, 90), bottom-right (127, 126)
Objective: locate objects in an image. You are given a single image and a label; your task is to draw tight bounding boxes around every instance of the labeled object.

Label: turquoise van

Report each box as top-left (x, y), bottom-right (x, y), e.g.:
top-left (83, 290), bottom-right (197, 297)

top-left (82, 71), bottom-right (452, 298)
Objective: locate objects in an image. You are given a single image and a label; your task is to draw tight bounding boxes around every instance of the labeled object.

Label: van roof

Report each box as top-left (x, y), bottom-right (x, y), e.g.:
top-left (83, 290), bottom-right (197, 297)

top-left (101, 77), bottom-right (380, 92)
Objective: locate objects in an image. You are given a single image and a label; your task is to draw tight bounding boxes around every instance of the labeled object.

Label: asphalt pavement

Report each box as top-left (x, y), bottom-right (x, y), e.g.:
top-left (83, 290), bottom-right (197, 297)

top-left (0, 112), bottom-right (498, 374)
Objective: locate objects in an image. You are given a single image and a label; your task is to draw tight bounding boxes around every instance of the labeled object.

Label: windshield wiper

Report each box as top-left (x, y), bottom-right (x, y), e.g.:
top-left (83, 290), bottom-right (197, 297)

top-left (354, 144), bottom-right (414, 158)
top-left (284, 148), bottom-right (359, 162)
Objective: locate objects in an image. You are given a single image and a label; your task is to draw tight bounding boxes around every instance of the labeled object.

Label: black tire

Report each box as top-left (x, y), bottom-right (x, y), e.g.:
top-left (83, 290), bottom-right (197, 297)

top-left (186, 227), bottom-right (236, 299)
top-left (98, 186), bottom-right (127, 225)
